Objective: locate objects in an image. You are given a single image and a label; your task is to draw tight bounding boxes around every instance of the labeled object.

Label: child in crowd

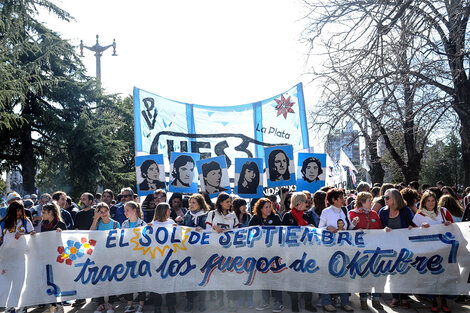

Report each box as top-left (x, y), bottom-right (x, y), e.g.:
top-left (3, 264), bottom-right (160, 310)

top-left (91, 202), bottom-right (120, 313)
top-left (40, 202), bottom-right (66, 313)
top-left (151, 203), bottom-right (177, 313)
top-left (1, 200), bottom-right (35, 313)
top-left (121, 201), bottom-right (146, 313)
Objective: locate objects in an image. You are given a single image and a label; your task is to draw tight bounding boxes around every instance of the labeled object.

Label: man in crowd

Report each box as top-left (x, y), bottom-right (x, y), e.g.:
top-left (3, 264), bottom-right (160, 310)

top-left (110, 187), bottom-right (134, 224)
top-left (347, 181), bottom-right (370, 211)
top-left (72, 192), bottom-right (95, 307)
top-left (64, 196), bottom-right (79, 220)
top-left (101, 189), bottom-right (114, 207)
top-left (153, 189), bottom-right (167, 206)
top-left (52, 191), bottom-right (74, 230)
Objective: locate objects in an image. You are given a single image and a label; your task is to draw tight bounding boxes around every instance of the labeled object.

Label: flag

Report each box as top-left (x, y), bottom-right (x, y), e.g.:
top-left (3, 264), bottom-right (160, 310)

top-left (339, 149), bottom-right (358, 172)
top-left (349, 167), bottom-right (356, 187)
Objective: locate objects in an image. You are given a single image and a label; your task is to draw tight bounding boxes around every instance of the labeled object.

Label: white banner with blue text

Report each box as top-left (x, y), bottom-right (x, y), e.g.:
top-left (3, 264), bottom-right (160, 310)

top-left (1, 223), bottom-right (470, 307)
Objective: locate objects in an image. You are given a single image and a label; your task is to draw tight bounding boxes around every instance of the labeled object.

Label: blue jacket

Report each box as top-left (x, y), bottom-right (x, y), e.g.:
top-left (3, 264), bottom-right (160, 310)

top-left (378, 206), bottom-right (415, 229)
top-left (182, 212), bottom-right (207, 229)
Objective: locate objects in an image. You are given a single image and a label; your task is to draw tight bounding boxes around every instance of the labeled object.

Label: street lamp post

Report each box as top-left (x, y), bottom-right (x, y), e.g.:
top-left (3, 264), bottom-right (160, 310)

top-left (80, 35), bottom-right (117, 85)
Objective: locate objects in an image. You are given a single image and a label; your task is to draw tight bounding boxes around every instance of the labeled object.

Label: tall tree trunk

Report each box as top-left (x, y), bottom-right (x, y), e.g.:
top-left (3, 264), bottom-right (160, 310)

top-left (460, 119), bottom-right (470, 186)
top-left (20, 93), bottom-right (36, 194)
top-left (368, 126), bottom-right (384, 184)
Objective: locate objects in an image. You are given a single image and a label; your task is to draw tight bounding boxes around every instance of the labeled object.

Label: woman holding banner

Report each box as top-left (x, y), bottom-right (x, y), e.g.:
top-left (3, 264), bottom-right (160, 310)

top-left (413, 191), bottom-right (453, 313)
top-left (318, 188), bottom-right (357, 313)
top-left (348, 192), bottom-right (384, 311)
top-left (249, 198), bottom-right (284, 313)
top-left (378, 189), bottom-right (415, 309)
top-left (206, 193), bottom-right (239, 312)
top-left (282, 192), bottom-right (317, 313)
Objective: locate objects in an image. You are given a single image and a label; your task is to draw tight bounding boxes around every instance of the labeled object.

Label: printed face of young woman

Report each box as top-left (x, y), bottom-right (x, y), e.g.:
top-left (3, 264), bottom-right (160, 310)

top-left (244, 168), bottom-right (256, 183)
top-left (206, 169), bottom-right (222, 188)
top-left (261, 202), bottom-right (272, 217)
top-left (425, 197), bottom-right (436, 211)
top-left (178, 161), bottom-right (195, 185)
top-left (124, 205), bottom-right (136, 218)
top-left (146, 163), bottom-right (160, 181)
top-left (189, 198), bottom-right (200, 212)
top-left (274, 152), bottom-right (287, 175)
top-left (221, 198), bottom-right (232, 212)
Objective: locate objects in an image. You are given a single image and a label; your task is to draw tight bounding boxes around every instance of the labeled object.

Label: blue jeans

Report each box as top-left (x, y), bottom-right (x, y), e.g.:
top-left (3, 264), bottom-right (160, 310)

top-left (321, 293), bottom-right (349, 306)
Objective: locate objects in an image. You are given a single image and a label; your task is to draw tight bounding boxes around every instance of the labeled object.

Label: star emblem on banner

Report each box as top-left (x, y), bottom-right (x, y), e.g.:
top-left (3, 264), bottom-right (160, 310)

top-left (274, 95), bottom-right (295, 119)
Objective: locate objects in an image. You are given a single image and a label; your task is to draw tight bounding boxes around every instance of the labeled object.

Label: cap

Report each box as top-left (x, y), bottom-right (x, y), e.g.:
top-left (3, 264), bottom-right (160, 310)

top-left (31, 194), bottom-right (38, 199)
top-left (6, 192), bottom-right (21, 203)
top-left (23, 199), bottom-right (34, 208)
top-left (24, 194), bottom-right (31, 199)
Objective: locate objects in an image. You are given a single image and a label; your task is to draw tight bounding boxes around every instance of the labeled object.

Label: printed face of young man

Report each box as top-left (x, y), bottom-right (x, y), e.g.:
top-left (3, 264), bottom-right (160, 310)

top-left (206, 169), bottom-right (222, 188)
top-left (178, 161), bottom-right (194, 186)
top-left (274, 152), bottom-right (287, 175)
top-left (304, 161), bottom-right (319, 181)
top-left (146, 163), bottom-right (160, 181)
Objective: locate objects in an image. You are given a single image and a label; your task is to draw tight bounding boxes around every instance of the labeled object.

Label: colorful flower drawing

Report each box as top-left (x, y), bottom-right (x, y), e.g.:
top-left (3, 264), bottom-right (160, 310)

top-left (56, 237), bottom-right (96, 265)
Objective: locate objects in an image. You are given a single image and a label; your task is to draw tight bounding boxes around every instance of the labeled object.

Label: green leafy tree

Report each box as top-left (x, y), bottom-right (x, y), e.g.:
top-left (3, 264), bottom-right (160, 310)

top-left (421, 133), bottom-right (463, 187)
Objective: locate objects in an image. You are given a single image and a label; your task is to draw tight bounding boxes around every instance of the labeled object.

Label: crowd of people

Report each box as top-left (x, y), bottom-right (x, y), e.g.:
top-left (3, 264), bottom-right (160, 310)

top-left (1, 180), bottom-right (470, 313)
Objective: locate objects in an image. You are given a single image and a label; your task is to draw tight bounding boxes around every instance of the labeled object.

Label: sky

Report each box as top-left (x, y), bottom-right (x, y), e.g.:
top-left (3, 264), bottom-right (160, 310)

top-left (42, 0), bottom-right (323, 146)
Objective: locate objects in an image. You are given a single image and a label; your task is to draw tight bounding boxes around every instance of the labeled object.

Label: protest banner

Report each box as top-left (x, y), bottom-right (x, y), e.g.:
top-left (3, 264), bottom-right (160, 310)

top-left (1, 223), bottom-right (469, 307)
top-left (133, 84), bottom-right (309, 169)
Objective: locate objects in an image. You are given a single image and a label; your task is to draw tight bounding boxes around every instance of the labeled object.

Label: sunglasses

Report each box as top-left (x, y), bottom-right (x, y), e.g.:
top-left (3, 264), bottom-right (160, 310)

top-left (122, 194), bottom-right (132, 198)
top-left (384, 196), bottom-right (390, 200)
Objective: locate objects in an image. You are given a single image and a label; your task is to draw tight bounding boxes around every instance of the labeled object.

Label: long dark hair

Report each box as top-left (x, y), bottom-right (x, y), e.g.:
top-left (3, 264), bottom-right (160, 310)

top-left (215, 192), bottom-right (231, 214)
top-left (268, 149), bottom-right (290, 181)
top-left (1, 201), bottom-right (29, 230)
top-left (232, 198), bottom-right (248, 222)
top-left (238, 161), bottom-right (260, 192)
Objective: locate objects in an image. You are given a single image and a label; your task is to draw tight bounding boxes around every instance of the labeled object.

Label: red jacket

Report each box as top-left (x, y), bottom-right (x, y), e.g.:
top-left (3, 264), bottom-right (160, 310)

top-left (349, 209), bottom-right (383, 230)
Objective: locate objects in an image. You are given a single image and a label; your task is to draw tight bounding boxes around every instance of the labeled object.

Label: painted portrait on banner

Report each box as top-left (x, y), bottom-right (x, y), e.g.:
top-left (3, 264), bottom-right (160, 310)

top-left (136, 154), bottom-right (166, 197)
top-left (296, 153), bottom-right (327, 193)
top-left (264, 145), bottom-right (295, 188)
top-left (234, 158), bottom-right (264, 198)
top-left (169, 152), bottom-right (200, 194)
top-left (196, 156), bottom-right (230, 198)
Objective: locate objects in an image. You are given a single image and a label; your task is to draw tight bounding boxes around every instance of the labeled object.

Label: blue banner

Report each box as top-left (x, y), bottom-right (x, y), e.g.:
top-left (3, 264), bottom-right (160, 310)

top-left (133, 84), bottom-right (309, 170)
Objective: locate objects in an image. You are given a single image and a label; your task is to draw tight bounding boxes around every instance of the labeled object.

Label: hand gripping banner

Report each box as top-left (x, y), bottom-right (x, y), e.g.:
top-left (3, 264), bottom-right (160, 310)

top-left (1, 223), bottom-right (470, 307)
top-left (133, 83), bottom-right (309, 168)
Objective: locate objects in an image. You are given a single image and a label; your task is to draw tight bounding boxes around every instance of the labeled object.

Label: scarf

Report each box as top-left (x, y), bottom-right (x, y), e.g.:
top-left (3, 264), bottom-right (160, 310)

top-left (41, 218), bottom-right (58, 232)
top-left (353, 207), bottom-right (371, 214)
top-left (420, 208), bottom-right (438, 221)
top-left (189, 210), bottom-right (205, 226)
top-left (291, 208), bottom-right (308, 226)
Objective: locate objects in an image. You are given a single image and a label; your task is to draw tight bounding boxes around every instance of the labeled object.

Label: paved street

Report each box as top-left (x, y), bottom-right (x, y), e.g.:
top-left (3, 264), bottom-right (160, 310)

top-left (3, 293), bottom-right (470, 313)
